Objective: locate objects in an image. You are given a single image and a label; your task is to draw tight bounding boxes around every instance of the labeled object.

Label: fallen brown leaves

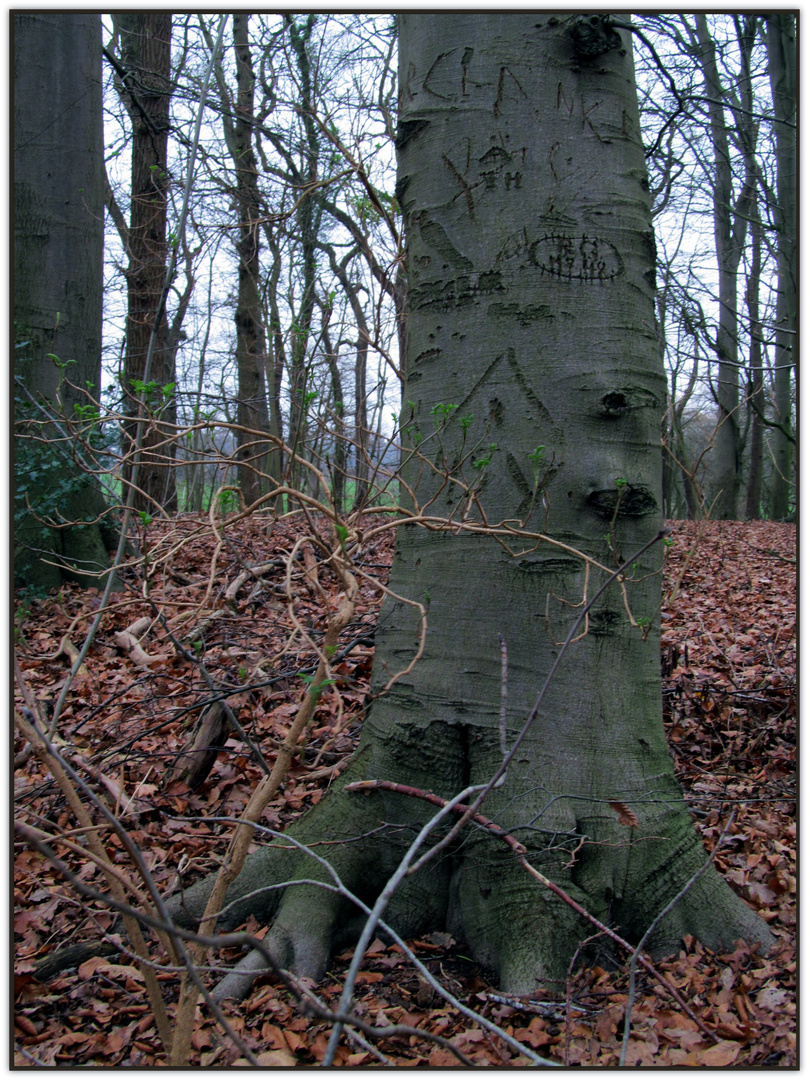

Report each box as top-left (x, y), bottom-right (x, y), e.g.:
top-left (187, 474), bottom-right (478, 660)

top-left (14, 516), bottom-right (795, 1066)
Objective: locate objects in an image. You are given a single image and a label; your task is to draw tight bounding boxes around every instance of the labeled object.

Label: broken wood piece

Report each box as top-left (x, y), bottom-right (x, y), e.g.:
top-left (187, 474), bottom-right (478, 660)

top-left (181, 608), bottom-right (227, 646)
top-left (124, 616), bottom-right (152, 638)
top-left (58, 635), bottom-right (88, 675)
top-left (113, 629), bottom-right (166, 669)
top-left (301, 543), bottom-right (320, 593)
top-left (167, 701), bottom-right (229, 789)
top-left (113, 615), bottom-right (167, 668)
top-left (225, 562), bottom-right (278, 602)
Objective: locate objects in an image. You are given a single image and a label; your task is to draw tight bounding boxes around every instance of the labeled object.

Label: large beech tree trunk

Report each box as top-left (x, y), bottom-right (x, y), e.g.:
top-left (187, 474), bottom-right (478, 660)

top-left (171, 14), bottom-right (772, 995)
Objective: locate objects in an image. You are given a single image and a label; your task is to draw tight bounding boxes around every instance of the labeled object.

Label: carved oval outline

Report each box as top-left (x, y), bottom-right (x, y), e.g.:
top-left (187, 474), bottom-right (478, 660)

top-left (528, 234), bottom-right (624, 281)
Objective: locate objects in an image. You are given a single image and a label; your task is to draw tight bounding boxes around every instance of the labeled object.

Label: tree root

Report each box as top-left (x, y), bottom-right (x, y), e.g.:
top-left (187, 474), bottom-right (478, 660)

top-left (210, 947), bottom-right (270, 1004)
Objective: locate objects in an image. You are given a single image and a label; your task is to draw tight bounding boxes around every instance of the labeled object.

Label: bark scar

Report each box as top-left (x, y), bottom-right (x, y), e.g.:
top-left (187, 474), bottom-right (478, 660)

top-left (422, 50), bottom-right (455, 99)
top-left (442, 153), bottom-right (476, 220)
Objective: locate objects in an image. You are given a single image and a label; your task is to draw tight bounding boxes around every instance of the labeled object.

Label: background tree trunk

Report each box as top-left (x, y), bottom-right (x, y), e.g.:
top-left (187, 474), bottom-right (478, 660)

top-left (765, 14), bottom-right (796, 520)
top-left (322, 325), bottom-right (347, 511)
top-left (14, 12), bottom-right (114, 591)
top-left (694, 15), bottom-right (749, 520)
top-left (736, 17), bottom-right (764, 521)
top-left (232, 13), bottom-right (276, 503)
top-left (169, 13), bottom-right (772, 996)
top-left (744, 196), bottom-right (764, 520)
top-left (283, 15), bottom-right (320, 490)
top-left (322, 250), bottom-right (371, 509)
top-left (115, 13), bottom-right (177, 514)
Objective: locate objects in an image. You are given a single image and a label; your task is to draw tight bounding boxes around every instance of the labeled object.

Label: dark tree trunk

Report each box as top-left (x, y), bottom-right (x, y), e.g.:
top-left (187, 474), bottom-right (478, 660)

top-left (322, 326), bottom-right (347, 512)
top-left (694, 15), bottom-right (751, 520)
top-left (351, 328), bottom-right (370, 510)
top-left (116, 13), bottom-right (177, 514)
top-left (284, 15), bottom-right (320, 490)
top-left (744, 195), bottom-right (764, 520)
top-left (14, 13), bottom-right (114, 591)
top-left (265, 231), bottom-right (287, 493)
top-left (322, 250), bottom-right (371, 510)
top-left (232, 14), bottom-right (277, 503)
top-left (765, 15), bottom-right (796, 520)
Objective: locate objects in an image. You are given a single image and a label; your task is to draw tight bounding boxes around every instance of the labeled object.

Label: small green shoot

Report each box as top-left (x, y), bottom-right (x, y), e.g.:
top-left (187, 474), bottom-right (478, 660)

top-left (300, 673), bottom-right (336, 701)
top-left (430, 402), bottom-right (457, 423)
top-left (472, 443), bottom-right (498, 471)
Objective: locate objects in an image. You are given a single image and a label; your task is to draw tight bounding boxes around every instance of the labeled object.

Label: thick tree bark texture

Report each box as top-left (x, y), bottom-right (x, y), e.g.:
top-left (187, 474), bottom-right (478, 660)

top-left (14, 13), bottom-right (113, 591)
top-left (116, 13), bottom-right (177, 514)
top-left (232, 14), bottom-right (276, 503)
top-left (172, 15), bottom-right (772, 995)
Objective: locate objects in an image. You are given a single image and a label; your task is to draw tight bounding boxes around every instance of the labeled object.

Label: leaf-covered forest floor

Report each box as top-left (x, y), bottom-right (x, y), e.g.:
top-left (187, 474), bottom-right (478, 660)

top-left (14, 518), bottom-right (795, 1066)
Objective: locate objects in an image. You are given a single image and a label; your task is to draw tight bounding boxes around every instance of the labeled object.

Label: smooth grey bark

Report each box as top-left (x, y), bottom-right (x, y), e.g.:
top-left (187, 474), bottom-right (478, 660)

top-left (170, 14), bottom-right (772, 995)
top-left (14, 13), bottom-right (114, 591)
top-left (765, 15), bottom-right (796, 520)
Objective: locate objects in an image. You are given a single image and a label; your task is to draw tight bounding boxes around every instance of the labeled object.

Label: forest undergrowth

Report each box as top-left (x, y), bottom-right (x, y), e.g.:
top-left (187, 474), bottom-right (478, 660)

top-left (13, 517), bottom-right (795, 1066)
